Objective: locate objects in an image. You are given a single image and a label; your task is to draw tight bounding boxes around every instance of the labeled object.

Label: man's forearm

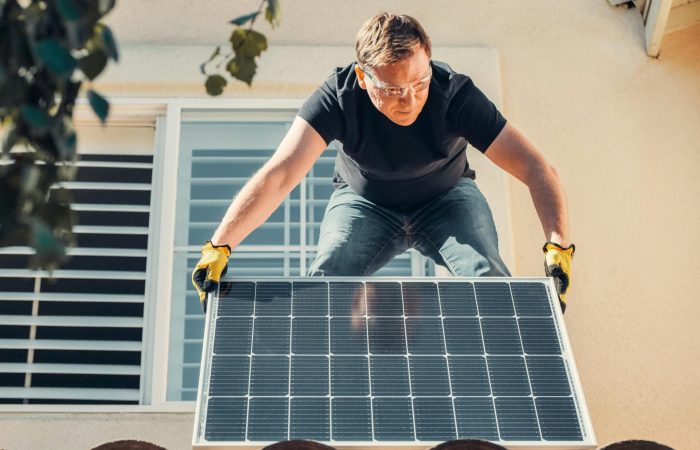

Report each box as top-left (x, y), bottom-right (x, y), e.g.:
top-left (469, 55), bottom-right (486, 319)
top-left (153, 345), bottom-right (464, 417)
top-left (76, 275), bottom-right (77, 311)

top-left (527, 164), bottom-right (570, 247)
top-left (210, 167), bottom-right (289, 250)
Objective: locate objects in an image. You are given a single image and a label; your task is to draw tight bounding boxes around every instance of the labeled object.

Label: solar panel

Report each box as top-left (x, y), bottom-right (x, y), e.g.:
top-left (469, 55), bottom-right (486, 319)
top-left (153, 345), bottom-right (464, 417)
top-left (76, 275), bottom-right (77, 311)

top-left (193, 277), bottom-right (596, 449)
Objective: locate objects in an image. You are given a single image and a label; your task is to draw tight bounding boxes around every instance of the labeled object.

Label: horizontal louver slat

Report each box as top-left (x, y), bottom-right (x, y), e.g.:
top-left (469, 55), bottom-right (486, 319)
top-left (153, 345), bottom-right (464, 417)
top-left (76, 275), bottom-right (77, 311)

top-left (0, 293), bottom-right (144, 303)
top-left (0, 339), bottom-right (142, 351)
top-left (0, 363), bottom-right (141, 375)
top-left (56, 182), bottom-right (152, 191)
top-left (0, 247), bottom-right (148, 257)
top-left (1, 387), bottom-right (140, 401)
top-left (0, 316), bottom-right (143, 328)
top-left (3, 270), bottom-right (146, 280)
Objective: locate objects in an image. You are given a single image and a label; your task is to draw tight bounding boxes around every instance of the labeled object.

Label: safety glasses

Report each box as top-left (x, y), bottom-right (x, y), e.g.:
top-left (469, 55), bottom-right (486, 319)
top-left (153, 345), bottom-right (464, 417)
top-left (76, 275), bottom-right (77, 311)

top-left (360, 63), bottom-right (432, 98)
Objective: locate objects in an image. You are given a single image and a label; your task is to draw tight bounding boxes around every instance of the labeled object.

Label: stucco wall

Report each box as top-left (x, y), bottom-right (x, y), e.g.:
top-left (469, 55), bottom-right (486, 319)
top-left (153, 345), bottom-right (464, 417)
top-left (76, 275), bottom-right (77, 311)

top-left (1, 2), bottom-right (698, 450)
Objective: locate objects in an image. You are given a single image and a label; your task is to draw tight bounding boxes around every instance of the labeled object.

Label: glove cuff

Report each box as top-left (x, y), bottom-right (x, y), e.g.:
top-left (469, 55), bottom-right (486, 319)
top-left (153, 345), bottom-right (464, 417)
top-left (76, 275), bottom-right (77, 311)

top-left (204, 240), bottom-right (232, 257)
top-left (543, 241), bottom-right (575, 256)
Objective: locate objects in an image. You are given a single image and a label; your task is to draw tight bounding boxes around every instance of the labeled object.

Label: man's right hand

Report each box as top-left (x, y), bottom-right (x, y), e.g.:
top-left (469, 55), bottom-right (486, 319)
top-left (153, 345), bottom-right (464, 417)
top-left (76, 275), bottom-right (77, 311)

top-left (191, 241), bottom-right (231, 313)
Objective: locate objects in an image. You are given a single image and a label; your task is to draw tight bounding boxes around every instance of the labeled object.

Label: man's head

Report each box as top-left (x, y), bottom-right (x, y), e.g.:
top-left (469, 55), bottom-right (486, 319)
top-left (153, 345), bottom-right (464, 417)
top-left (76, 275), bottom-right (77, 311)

top-left (354, 12), bottom-right (432, 126)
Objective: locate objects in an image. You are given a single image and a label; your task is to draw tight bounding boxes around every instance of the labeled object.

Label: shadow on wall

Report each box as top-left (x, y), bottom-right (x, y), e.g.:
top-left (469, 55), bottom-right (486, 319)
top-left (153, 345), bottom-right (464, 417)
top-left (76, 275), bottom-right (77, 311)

top-left (88, 438), bottom-right (676, 449)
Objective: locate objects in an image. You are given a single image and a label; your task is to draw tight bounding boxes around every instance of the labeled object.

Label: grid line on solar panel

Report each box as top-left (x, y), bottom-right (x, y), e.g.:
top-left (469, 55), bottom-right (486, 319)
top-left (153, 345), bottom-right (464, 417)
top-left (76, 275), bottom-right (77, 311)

top-left (368, 317), bottom-right (406, 354)
top-left (254, 281), bottom-right (291, 316)
top-left (448, 356), bottom-right (491, 396)
top-left (511, 282), bottom-right (552, 317)
top-left (535, 397), bottom-right (583, 441)
top-left (243, 282), bottom-right (257, 440)
top-left (409, 356), bottom-right (450, 396)
top-left (218, 281), bottom-right (255, 316)
top-left (402, 282), bottom-right (440, 316)
top-left (213, 317), bottom-right (252, 355)
top-left (290, 397), bottom-right (330, 440)
top-left (291, 355), bottom-right (328, 396)
top-left (329, 282), bottom-right (365, 316)
top-left (331, 397), bottom-right (372, 441)
top-left (209, 355), bottom-right (250, 396)
top-left (436, 285), bottom-right (460, 436)
top-left (205, 397), bottom-right (247, 441)
top-left (413, 397), bottom-right (457, 440)
top-left (292, 317), bottom-right (328, 354)
top-left (366, 282), bottom-right (403, 316)
top-left (519, 317), bottom-right (562, 355)
top-left (248, 397), bottom-right (288, 441)
top-left (444, 318), bottom-right (484, 355)
top-left (330, 317), bottom-right (367, 354)
top-left (406, 317), bottom-right (445, 355)
top-left (470, 283), bottom-right (501, 439)
top-left (526, 356), bottom-right (572, 396)
top-left (438, 282), bottom-right (478, 316)
top-left (494, 397), bottom-right (541, 441)
top-left (292, 281), bottom-right (328, 316)
top-left (481, 318), bottom-right (523, 355)
top-left (454, 397), bottom-right (499, 440)
top-left (399, 283), bottom-right (418, 442)
top-left (372, 397), bottom-right (415, 441)
top-left (253, 317), bottom-right (290, 354)
top-left (475, 282), bottom-right (514, 316)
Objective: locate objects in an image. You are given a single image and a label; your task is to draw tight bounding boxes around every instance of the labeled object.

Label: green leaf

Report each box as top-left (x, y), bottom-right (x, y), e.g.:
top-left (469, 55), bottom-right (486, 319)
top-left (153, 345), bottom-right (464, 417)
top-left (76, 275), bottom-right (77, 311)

top-left (78, 49), bottom-right (108, 80)
top-left (265, 0), bottom-right (281, 29)
top-left (56, 0), bottom-right (81, 21)
top-left (229, 11), bottom-right (260, 26)
top-left (97, 24), bottom-right (119, 62)
top-left (20, 105), bottom-right (51, 132)
top-left (226, 55), bottom-right (257, 86)
top-left (205, 74), bottom-right (227, 96)
top-left (87, 89), bottom-right (109, 123)
top-left (30, 218), bottom-right (67, 271)
top-left (97, 0), bottom-right (116, 15)
top-left (230, 28), bottom-right (268, 58)
top-left (36, 40), bottom-right (77, 76)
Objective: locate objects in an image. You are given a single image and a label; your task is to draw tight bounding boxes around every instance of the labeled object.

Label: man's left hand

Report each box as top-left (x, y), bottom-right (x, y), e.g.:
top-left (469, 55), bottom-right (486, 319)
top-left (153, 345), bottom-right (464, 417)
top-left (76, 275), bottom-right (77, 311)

top-left (543, 241), bottom-right (575, 312)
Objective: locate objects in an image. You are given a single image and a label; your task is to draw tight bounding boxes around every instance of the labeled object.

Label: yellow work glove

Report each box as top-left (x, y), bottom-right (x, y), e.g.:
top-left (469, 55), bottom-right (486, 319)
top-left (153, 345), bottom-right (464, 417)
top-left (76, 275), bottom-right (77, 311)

top-left (192, 240), bottom-right (231, 313)
top-left (543, 241), bottom-right (575, 313)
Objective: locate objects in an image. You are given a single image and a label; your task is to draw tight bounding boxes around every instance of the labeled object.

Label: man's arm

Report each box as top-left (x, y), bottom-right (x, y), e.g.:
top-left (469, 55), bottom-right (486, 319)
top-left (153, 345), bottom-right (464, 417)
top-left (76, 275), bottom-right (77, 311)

top-left (484, 122), bottom-right (569, 247)
top-left (210, 116), bottom-right (328, 249)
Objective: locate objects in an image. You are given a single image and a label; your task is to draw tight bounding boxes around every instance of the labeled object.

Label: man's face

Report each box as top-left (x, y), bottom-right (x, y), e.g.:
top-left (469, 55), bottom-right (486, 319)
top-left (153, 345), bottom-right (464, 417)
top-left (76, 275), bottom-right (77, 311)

top-left (355, 45), bottom-right (432, 126)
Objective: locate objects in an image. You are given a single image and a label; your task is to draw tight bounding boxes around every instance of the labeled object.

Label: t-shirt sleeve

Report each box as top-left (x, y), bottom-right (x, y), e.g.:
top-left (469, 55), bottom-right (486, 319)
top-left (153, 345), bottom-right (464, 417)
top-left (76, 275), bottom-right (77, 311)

top-left (453, 77), bottom-right (507, 153)
top-left (297, 75), bottom-right (344, 145)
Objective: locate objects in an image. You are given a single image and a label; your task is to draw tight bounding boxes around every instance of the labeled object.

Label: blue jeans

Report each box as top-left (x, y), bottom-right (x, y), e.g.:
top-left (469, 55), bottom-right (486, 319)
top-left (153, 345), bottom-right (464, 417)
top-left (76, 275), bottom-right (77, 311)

top-left (307, 178), bottom-right (511, 277)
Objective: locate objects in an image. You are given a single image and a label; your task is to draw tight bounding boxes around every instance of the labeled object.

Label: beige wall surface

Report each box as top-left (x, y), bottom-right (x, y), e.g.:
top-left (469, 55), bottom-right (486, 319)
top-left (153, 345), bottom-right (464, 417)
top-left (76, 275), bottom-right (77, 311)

top-left (1, 1), bottom-right (699, 450)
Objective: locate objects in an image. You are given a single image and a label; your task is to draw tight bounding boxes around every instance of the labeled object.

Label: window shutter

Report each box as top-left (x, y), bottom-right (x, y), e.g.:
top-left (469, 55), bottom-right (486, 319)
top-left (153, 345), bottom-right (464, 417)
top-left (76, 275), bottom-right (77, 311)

top-left (0, 153), bottom-right (153, 404)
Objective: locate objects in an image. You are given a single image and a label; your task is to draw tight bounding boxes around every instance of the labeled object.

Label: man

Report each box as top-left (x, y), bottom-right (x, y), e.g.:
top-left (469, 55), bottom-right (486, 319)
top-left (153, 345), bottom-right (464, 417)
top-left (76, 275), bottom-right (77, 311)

top-left (192, 12), bottom-right (575, 312)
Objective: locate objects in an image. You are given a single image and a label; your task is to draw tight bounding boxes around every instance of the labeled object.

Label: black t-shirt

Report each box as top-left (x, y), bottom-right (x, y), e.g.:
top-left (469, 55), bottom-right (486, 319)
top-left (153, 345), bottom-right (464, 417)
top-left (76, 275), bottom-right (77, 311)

top-left (297, 61), bottom-right (507, 208)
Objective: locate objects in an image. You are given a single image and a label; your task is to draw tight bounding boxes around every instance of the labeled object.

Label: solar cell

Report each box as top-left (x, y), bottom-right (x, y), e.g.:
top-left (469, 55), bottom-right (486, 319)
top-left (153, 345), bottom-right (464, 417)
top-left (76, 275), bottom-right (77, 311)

top-left (194, 278), bottom-right (595, 449)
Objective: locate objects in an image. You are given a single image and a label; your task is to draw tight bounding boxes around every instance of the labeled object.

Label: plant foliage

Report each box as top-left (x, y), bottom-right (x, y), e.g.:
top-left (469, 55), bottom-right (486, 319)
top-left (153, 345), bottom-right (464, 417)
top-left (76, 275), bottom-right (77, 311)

top-left (202, 0), bottom-right (281, 95)
top-left (0, 0), bottom-right (118, 269)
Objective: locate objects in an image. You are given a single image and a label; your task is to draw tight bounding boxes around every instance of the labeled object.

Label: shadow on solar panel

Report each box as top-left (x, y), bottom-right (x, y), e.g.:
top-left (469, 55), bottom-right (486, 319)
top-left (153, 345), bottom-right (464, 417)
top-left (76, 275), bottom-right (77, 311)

top-left (193, 277), bottom-right (596, 449)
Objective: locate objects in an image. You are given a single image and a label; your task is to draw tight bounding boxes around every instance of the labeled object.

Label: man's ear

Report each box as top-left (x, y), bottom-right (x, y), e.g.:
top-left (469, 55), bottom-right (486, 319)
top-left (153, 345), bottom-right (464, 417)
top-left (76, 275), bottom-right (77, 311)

top-left (354, 64), bottom-right (367, 90)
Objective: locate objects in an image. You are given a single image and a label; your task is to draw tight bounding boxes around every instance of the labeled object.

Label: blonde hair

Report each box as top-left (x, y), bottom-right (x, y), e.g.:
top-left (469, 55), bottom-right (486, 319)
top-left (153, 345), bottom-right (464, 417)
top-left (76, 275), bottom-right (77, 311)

top-left (355, 12), bottom-right (432, 68)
